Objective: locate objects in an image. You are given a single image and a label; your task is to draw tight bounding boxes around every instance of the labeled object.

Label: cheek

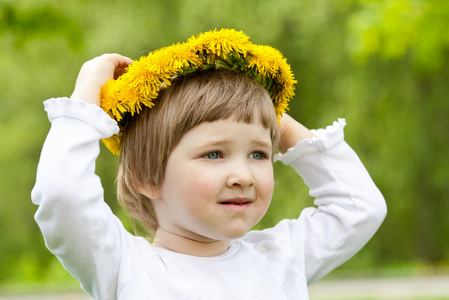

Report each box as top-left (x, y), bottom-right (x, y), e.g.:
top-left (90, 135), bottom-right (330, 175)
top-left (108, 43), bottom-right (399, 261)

top-left (176, 170), bottom-right (219, 200)
top-left (251, 166), bottom-right (274, 224)
top-left (258, 166), bottom-right (274, 197)
top-left (172, 172), bottom-right (221, 223)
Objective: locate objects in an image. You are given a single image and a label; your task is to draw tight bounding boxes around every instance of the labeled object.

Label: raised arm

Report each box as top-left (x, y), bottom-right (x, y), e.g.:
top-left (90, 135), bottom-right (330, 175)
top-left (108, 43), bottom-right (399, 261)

top-left (276, 116), bottom-right (387, 284)
top-left (31, 54), bottom-right (133, 298)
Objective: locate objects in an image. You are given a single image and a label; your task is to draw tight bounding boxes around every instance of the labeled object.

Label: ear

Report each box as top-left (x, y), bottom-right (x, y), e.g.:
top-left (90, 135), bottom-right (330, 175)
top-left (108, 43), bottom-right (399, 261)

top-left (137, 182), bottom-right (161, 200)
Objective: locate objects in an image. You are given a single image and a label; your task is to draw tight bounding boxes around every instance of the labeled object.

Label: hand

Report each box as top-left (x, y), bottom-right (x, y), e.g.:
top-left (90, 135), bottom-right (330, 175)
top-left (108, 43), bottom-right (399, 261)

top-left (70, 54), bottom-right (133, 106)
top-left (278, 113), bottom-right (315, 154)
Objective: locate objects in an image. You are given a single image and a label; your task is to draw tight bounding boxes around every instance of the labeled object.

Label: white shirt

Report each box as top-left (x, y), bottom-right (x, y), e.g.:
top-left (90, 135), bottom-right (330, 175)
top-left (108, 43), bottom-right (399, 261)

top-left (32, 98), bottom-right (386, 299)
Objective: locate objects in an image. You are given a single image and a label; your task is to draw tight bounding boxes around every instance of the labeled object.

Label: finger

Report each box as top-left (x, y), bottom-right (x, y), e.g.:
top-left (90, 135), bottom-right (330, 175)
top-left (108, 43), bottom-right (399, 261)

top-left (114, 65), bottom-right (128, 79)
top-left (101, 53), bottom-right (133, 67)
top-left (101, 54), bottom-right (133, 79)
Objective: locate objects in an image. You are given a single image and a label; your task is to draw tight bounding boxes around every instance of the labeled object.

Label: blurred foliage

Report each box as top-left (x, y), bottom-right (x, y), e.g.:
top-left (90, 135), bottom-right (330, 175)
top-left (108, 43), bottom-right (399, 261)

top-left (0, 0), bottom-right (448, 288)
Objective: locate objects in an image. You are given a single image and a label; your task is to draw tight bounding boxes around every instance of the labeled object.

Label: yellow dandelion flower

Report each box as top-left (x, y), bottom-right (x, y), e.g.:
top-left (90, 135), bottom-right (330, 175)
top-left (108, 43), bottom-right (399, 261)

top-left (247, 45), bottom-right (284, 76)
top-left (100, 79), bottom-right (129, 121)
top-left (188, 29), bottom-right (249, 61)
top-left (163, 43), bottom-right (201, 70)
top-left (102, 132), bottom-right (122, 155)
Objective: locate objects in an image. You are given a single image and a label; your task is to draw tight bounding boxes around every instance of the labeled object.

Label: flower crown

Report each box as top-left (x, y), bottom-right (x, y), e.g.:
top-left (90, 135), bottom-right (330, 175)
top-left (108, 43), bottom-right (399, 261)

top-left (100, 28), bottom-right (296, 154)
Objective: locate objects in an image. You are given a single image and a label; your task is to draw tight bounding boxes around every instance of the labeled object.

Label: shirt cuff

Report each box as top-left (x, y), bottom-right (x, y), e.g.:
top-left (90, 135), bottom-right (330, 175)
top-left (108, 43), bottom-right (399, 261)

top-left (44, 97), bottom-right (119, 138)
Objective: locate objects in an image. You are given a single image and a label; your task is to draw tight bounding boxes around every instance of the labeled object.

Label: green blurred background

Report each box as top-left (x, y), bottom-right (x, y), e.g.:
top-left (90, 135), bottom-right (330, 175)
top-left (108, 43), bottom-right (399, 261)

top-left (1, 0), bottom-right (448, 293)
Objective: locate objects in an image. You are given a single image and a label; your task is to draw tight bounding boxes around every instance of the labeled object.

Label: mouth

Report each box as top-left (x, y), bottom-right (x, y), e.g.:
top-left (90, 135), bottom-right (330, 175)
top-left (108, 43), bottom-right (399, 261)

top-left (219, 198), bottom-right (253, 211)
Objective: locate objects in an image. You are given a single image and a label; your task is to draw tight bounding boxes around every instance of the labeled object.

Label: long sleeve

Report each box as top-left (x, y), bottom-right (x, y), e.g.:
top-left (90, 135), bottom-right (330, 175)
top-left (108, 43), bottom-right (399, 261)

top-left (275, 119), bottom-right (387, 284)
top-left (31, 98), bottom-right (125, 298)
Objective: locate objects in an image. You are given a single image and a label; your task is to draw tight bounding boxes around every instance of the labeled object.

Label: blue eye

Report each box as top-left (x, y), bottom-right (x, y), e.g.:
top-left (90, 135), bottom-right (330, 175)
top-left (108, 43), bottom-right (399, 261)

top-left (204, 152), bottom-right (220, 159)
top-left (249, 152), bottom-right (265, 160)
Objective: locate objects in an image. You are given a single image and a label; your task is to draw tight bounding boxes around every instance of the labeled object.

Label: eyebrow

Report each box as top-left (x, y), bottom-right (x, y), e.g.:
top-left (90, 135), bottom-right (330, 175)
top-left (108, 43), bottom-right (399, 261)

top-left (250, 140), bottom-right (272, 149)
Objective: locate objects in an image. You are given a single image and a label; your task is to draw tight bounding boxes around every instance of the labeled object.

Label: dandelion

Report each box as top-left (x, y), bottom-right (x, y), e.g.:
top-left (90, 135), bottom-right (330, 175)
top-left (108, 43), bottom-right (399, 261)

top-left (101, 133), bottom-right (123, 155)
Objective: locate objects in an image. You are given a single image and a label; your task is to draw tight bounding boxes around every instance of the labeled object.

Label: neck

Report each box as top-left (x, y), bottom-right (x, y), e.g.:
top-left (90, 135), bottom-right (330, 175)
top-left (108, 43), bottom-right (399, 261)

top-left (152, 228), bottom-right (230, 257)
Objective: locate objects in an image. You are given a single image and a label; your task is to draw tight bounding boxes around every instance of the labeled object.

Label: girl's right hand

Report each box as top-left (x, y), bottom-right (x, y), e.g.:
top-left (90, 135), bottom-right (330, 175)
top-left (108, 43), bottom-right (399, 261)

top-left (70, 54), bottom-right (133, 106)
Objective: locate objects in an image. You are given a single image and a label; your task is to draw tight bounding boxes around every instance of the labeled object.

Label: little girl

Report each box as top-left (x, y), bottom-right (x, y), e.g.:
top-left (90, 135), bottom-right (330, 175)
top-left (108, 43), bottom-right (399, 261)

top-left (32, 29), bottom-right (386, 299)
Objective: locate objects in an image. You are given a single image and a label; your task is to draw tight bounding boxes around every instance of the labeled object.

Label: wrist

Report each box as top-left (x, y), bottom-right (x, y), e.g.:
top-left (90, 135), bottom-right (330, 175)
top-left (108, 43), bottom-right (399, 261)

top-left (279, 115), bottom-right (315, 153)
top-left (70, 82), bottom-right (101, 106)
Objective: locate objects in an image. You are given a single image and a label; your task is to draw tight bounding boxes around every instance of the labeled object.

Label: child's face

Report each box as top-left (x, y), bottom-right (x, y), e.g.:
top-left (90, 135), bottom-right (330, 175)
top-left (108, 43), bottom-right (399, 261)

top-left (152, 119), bottom-right (274, 243)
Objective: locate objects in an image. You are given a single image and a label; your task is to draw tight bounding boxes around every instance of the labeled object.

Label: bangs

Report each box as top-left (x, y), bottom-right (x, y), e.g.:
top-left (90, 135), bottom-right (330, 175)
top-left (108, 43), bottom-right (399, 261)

top-left (164, 70), bottom-right (279, 135)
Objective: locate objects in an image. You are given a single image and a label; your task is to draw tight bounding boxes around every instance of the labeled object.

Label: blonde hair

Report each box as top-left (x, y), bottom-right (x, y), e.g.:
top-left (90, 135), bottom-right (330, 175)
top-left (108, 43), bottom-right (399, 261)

top-left (117, 70), bottom-right (279, 236)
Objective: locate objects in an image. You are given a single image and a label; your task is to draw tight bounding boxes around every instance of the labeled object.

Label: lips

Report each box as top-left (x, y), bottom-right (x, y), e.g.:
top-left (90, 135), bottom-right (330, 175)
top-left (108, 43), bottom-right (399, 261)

top-left (220, 199), bottom-right (252, 205)
top-left (219, 197), bottom-right (252, 205)
top-left (219, 198), bottom-right (253, 212)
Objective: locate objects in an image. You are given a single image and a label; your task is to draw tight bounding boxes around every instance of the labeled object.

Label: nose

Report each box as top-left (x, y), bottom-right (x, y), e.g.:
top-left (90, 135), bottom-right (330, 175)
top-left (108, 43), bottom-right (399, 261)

top-left (226, 159), bottom-right (255, 188)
